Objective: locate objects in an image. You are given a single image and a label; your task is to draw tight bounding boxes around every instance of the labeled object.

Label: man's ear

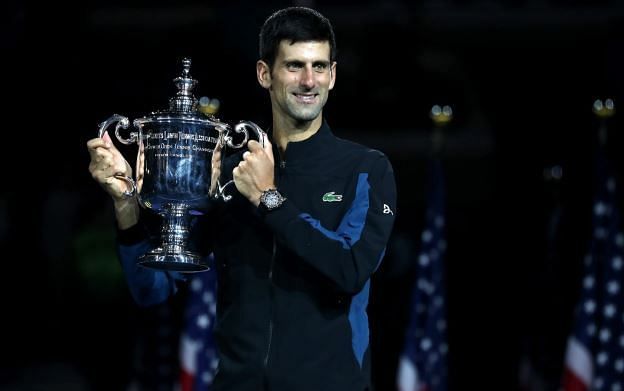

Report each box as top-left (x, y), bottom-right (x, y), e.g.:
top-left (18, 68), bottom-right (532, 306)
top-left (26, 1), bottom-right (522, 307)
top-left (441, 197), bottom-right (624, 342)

top-left (257, 60), bottom-right (271, 90)
top-left (329, 61), bottom-right (337, 90)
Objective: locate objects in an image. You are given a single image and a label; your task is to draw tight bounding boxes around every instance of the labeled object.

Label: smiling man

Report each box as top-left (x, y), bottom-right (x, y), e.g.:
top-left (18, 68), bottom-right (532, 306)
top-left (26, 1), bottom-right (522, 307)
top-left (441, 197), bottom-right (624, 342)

top-left (87, 6), bottom-right (397, 391)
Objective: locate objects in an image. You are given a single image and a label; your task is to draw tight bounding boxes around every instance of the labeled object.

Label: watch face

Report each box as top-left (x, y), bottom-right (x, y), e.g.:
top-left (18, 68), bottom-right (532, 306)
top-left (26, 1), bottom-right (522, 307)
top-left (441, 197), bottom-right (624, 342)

top-left (265, 193), bottom-right (280, 208)
top-left (262, 189), bottom-right (283, 210)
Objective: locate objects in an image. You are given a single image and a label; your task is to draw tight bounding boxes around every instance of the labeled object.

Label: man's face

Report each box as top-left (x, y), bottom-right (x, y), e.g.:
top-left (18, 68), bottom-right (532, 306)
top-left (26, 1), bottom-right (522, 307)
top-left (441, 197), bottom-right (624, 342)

top-left (261, 40), bottom-right (336, 123)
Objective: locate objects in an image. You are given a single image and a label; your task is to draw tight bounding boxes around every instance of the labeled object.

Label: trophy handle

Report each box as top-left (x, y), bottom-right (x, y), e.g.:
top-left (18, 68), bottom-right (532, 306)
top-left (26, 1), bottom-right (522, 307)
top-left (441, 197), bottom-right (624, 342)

top-left (225, 121), bottom-right (267, 149)
top-left (97, 114), bottom-right (139, 145)
top-left (215, 121), bottom-right (267, 202)
top-left (215, 180), bottom-right (234, 202)
top-left (97, 114), bottom-right (138, 198)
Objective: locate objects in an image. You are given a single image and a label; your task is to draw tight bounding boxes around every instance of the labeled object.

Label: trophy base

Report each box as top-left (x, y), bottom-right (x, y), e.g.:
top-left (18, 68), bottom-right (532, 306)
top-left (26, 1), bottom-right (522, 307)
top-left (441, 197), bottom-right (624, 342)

top-left (138, 250), bottom-right (209, 273)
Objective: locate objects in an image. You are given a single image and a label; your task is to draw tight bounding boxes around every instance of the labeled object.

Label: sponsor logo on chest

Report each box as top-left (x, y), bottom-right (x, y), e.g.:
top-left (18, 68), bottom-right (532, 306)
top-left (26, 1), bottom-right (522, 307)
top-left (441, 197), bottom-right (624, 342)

top-left (322, 192), bottom-right (343, 202)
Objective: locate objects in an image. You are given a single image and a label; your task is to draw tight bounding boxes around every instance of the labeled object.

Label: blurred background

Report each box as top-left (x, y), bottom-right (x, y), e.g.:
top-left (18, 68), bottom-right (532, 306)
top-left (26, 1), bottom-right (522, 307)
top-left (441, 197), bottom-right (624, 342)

top-left (2, 0), bottom-right (624, 390)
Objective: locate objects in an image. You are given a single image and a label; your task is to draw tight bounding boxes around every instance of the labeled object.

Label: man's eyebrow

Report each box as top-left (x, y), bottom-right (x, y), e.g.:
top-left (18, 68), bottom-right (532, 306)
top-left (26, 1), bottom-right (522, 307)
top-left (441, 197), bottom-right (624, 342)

top-left (281, 58), bottom-right (330, 64)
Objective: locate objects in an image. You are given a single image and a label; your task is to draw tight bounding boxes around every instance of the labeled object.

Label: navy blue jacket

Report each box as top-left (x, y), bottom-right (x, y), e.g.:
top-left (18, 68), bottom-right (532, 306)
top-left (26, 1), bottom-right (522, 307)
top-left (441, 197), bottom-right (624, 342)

top-left (117, 121), bottom-right (397, 391)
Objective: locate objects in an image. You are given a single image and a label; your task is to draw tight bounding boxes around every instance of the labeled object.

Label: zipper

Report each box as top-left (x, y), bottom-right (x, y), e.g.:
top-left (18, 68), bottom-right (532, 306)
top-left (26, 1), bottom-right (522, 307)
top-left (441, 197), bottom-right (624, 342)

top-left (264, 237), bottom-right (277, 367)
top-left (264, 144), bottom-right (283, 368)
top-left (277, 142), bottom-right (286, 169)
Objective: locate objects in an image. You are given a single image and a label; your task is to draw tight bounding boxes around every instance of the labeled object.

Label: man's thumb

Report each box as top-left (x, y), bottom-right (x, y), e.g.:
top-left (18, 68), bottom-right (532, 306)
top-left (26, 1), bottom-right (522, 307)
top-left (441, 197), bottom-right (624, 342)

top-left (102, 131), bottom-right (120, 152)
top-left (261, 131), bottom-right (273, 155)
top-left (102, 130), bottom-right (113, 143)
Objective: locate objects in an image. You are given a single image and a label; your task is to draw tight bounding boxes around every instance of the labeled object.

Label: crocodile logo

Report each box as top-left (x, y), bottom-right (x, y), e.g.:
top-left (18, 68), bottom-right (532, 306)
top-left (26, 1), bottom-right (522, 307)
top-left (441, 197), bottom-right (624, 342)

top-left (322, 192), bottom-right (343, 202)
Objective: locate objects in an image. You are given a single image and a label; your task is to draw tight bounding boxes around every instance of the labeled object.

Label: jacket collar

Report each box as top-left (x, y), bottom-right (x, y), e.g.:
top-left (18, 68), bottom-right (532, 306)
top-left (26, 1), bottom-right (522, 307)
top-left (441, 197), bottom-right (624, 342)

top-left (273, 120), bottom-right (333, 165)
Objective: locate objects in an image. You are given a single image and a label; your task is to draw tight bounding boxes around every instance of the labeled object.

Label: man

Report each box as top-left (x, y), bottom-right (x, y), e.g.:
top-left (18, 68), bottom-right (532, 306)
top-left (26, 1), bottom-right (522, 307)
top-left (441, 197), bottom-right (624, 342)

top-left (87, 6), bottom-right (396, 391)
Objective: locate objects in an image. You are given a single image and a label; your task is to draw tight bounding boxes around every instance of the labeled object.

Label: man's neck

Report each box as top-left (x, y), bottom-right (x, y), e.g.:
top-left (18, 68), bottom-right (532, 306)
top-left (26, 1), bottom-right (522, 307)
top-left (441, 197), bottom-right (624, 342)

top-left (272, 115), bottom-right (323, 154)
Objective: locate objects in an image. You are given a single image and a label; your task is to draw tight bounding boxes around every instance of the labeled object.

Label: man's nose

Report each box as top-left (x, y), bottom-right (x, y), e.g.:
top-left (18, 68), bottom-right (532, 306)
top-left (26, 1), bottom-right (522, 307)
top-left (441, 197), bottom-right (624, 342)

top-left (300, 66), bottom-right (315, 89)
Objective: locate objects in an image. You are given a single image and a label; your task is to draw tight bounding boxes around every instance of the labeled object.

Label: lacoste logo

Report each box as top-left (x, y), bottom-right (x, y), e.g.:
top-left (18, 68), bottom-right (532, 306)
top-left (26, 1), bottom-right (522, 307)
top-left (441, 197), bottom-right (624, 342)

top-left (383, 204), bottom-right (394, 215)
top-left (322, 192), bottom-right (343, 202)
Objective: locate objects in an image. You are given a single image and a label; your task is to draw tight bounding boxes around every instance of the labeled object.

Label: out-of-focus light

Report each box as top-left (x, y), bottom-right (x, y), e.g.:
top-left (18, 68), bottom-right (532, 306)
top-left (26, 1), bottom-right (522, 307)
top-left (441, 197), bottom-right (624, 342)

top-left (544, 165), bottom-right (563, 181)
top-left (593, 98), bottom-right (615, 118)
top-left (430, 104), bottom-right (453, 126)
top-left (199, 96), bottom-right (221, 116)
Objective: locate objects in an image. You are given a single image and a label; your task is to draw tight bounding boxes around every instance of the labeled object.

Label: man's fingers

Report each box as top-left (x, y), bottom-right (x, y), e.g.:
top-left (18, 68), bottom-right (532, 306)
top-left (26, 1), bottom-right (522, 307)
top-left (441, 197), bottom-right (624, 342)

top-left (90, 146), bottom-right (114, 163)
top-left (86, 137), bottom-right (107, 149)
top-left (248, 136), bottom-right (273, 151)
top-left (102, 131), bottom-right (123, 153)
top-left (248, 136), bottom-right (274, 162)
top-left (88, 142), bottom-right (130, 179)
top-left (96, 162), bottom-right (127, 178)
top-left (86, 138), bottom-right (109, 159)
top-left (248, 140), bottom-right (262, 153)
top-left (87, 131), bottom-right (123, 162)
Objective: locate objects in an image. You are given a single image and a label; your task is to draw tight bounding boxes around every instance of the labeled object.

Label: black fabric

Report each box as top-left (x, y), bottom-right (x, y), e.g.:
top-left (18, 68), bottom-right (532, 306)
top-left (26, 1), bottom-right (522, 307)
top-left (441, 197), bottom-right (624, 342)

top-left (118, 121), bottom-right (397, 391)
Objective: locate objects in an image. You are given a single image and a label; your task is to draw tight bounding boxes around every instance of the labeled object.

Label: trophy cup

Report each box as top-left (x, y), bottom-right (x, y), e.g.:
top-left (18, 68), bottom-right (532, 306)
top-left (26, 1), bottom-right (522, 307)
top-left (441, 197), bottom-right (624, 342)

top-left (98, 58), bottom-right (265, 272)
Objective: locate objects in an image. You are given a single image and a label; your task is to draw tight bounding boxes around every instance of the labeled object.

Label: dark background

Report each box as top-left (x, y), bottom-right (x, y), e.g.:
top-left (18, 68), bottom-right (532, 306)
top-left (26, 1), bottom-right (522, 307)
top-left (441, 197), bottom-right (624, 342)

top-left (2, 0), bottom-right (624, 390)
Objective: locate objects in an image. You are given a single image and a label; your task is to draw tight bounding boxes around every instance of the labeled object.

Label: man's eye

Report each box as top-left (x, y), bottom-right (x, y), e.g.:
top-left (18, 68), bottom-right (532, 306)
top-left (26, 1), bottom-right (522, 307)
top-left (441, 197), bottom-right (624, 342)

top-left (287, 63), bottom-right (302, 70)
top-left (314, 64), bottom-right (328, 71)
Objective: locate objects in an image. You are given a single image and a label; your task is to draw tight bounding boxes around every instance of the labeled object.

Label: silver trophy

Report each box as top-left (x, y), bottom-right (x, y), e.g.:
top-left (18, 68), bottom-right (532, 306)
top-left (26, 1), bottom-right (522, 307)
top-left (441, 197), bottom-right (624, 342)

top-left (98, 58), bottom-right (265, 272)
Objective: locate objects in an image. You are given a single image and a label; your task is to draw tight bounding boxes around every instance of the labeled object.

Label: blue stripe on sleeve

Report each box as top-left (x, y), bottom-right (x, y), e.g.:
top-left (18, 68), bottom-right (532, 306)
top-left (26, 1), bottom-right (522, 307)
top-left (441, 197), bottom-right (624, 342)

top-left (297, 173), bottom-right (379, 367)
top-left (298, 173), bottom-right (370, 249)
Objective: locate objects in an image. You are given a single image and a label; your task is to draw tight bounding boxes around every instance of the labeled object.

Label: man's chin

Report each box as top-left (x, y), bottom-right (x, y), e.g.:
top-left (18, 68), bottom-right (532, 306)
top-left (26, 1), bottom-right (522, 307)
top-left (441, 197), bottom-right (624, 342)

top-left (291, 108), bottom-right (321, 122)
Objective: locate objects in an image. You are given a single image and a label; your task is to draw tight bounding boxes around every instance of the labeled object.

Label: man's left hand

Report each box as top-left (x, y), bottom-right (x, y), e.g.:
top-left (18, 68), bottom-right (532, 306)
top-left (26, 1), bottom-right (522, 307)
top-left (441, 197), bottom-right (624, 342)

top-left (233, 137), bottom-right (275, 207)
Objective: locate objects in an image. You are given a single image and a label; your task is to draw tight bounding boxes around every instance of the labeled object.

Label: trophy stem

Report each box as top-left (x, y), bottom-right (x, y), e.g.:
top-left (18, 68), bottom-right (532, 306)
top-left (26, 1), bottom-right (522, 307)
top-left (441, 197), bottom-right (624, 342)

top-left (138, 203), bottom-right (208, 272)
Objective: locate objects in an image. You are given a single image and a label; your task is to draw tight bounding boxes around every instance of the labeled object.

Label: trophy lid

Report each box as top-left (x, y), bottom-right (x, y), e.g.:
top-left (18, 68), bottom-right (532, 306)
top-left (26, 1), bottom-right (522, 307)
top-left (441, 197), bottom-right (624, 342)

top-left (134, 57), bottom-right (224, 126)
top-left (168, 57), bottom-right (199, 114)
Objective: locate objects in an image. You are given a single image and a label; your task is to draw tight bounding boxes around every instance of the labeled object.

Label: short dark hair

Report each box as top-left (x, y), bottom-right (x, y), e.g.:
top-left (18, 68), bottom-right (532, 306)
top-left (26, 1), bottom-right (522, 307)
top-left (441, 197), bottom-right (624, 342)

top-left (259, 7), bottom-right (337, 68)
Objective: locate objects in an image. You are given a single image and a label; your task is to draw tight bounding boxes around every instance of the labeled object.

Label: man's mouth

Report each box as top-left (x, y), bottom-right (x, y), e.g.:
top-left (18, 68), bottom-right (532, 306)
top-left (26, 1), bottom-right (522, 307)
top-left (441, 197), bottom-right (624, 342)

top-left (293, 93), bottom-right (318, 104)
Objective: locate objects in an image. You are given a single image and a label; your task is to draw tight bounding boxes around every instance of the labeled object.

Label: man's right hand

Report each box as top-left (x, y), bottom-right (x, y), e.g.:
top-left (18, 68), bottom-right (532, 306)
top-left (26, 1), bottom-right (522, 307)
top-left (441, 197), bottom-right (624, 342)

top-left (87, 131), bottom-right (140, 229)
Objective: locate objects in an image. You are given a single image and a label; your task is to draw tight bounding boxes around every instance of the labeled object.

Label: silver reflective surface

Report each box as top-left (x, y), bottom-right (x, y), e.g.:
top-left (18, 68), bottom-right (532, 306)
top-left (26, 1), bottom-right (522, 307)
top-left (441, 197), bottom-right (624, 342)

top-left (97, 58), bottom-right (264, 272)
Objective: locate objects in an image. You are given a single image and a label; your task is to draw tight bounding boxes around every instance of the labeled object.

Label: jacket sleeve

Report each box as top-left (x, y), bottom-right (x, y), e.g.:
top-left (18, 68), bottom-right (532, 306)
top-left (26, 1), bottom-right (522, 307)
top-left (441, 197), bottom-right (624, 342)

top-left (263, 153), bottom-right (397, 295)
top-left (116, 221), bottom-right (183, 307)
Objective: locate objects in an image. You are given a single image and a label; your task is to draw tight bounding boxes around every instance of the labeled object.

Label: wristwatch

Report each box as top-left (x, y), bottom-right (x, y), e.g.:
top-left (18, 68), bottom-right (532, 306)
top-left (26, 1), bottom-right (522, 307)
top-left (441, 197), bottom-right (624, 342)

top-left (259, 188), bottom-right (286, 212)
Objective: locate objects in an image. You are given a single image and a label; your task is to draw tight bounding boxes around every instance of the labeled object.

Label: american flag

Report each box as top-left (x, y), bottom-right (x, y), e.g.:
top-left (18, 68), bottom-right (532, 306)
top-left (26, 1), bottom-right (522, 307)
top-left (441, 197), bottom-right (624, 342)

top-left (397, 158), bottom-right (449, 391)
top-left (179, 267), bottom-right (219, 391)
top-left (562, 147), bottom-right (624, 391)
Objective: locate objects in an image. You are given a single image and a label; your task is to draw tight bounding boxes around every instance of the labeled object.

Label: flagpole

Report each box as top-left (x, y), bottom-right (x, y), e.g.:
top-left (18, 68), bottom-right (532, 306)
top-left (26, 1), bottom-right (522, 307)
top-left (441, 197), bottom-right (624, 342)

top-left (396, 104), bottom-right (452, 391)
top-left (561, 97), bottom-right (624, 391)
top-left (589, 97), bottom-right (615, 360)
